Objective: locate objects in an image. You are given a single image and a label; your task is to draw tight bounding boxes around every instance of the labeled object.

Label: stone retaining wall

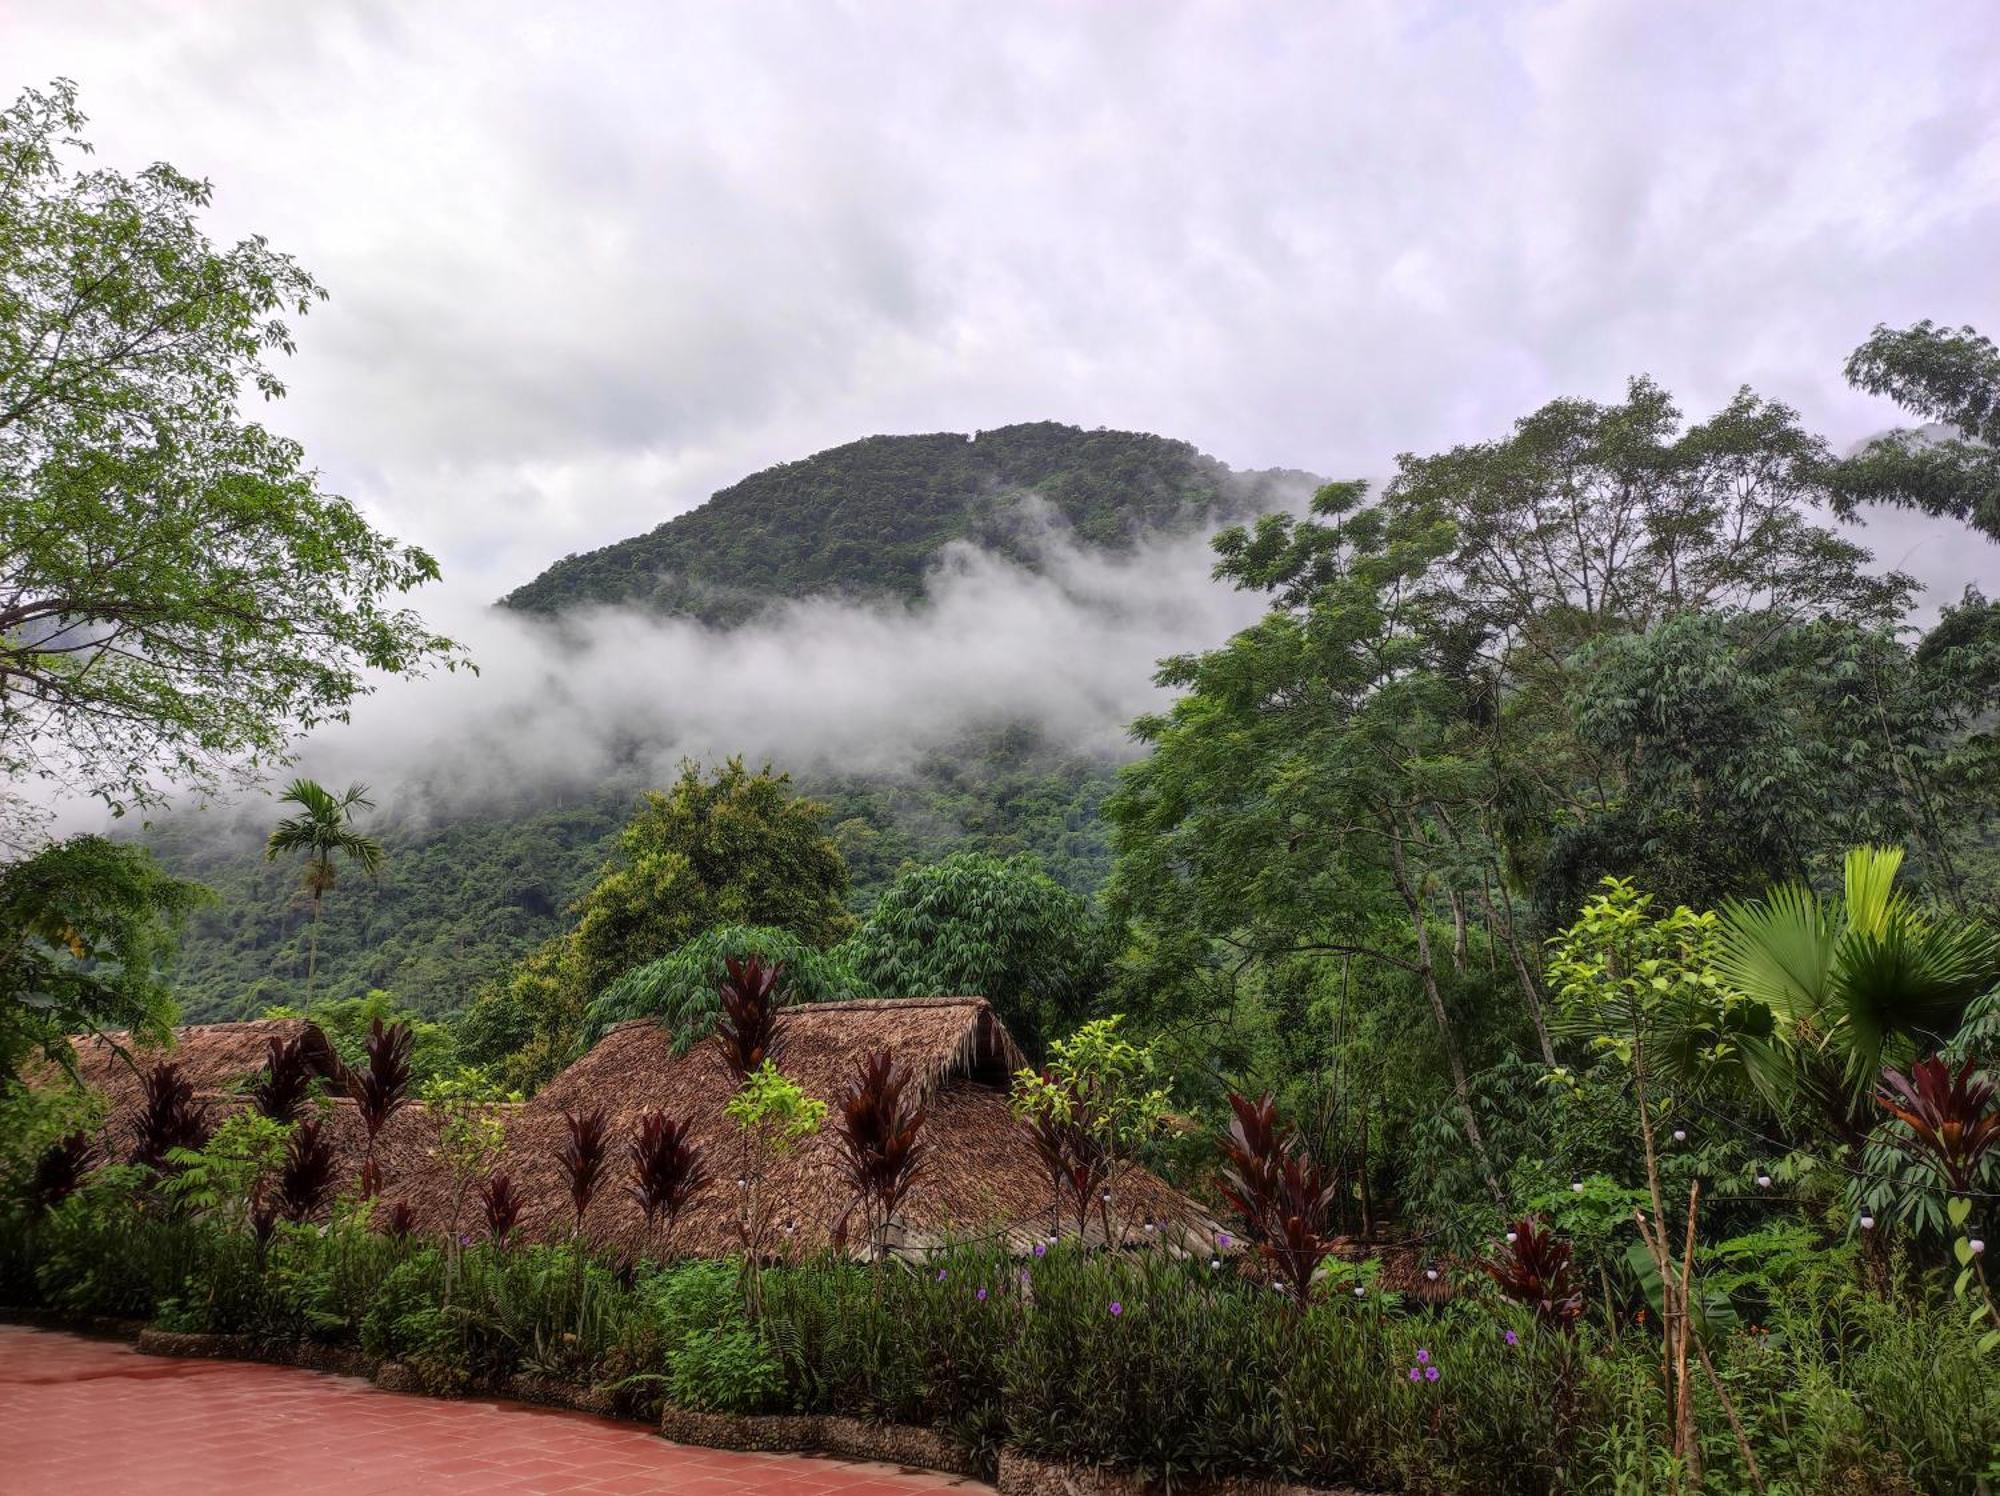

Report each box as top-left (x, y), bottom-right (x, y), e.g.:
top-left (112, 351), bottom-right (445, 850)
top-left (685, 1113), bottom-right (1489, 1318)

top-left (656, 1407), bottom-right (983, 1478)
top-left (996, 1452), bottom-right (1365, 1496)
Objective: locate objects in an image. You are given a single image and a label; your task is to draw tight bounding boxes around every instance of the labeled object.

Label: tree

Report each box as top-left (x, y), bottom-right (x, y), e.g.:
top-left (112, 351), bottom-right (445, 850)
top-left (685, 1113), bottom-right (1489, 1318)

top-left (578, 923), bottom-right (864, 1055)
top-left (458, 760), bottom-right (852, 1092)
top-left (265, 779), bottom-right (383, 999)
top-left (1106, 357), bottom-right (2000, 1238)
top-left (1832, 320), bottom-right (2000, 540)
top-left (0, 834), bottom-right (207, 1080)
top-left (0, 81), bottom-right (465, 821)
top-left (844, 851), bottom-right (1110, 1054)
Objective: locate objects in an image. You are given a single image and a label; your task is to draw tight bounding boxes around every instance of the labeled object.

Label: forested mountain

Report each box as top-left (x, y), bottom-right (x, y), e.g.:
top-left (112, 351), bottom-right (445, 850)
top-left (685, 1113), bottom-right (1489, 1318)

top-left (153, 711), bottom-right (1122, 1023)
top-left (500, 422), bottom-right (1315, 622)
top-left (147, 423), bottom-right (1288, 1021)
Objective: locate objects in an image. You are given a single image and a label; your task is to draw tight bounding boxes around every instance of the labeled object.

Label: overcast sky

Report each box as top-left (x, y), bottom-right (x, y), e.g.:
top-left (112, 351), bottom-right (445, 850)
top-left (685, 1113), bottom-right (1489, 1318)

top-left (7, 0), bottom-right (1999, 605)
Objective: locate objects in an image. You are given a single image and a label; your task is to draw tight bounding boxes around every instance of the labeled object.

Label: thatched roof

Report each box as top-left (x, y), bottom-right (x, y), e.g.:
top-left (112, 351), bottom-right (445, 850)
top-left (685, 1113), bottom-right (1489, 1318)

top-left (42, 1018), bottom-right (351, 1109)
top-left (49, 999), bottom-right (1215, 1260)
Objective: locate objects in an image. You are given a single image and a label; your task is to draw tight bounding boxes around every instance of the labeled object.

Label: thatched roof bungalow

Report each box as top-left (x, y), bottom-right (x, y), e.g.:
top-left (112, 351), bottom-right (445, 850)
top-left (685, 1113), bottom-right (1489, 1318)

top-left (46, 999), bottom-right (1214, 1259)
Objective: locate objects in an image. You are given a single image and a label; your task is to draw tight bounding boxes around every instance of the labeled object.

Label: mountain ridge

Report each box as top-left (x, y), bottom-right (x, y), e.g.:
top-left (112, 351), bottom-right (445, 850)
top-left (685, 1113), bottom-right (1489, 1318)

top-left (500, 421), bottom-right (1319, 624)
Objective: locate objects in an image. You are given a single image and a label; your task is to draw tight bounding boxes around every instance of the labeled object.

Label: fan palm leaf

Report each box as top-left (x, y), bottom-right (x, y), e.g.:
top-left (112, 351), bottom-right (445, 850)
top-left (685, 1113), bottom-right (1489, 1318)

top-left (1718, 845), bottom-right (2000, 1113)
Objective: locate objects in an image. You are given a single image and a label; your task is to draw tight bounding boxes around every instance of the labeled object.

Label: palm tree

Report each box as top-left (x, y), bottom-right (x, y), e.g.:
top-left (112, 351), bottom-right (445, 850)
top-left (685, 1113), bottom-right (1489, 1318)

top-left (265, 779), bottom-right (383, 1000)
top-left (1715, 845), bottom-right (2000, 1141)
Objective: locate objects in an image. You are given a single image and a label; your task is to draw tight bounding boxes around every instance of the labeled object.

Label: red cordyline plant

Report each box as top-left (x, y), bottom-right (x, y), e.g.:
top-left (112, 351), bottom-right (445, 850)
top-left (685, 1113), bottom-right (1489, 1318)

top-left (275, 1119), bottom-right (339, 1223)
top-left (629, 1111), bottom-right (711, 1257)
top-left (29, 1132), bottom-right (96, 1216)
top-left (1486, 1216), bottom-right (1585, 1331)
top-left (1021, 1071), bottom-right (1111, 1239)
top-left (349, 1018), bottom-right (413, 1197)
top-left (715, 956), bottom-right (783, 1080)
top-left (479, 1170), bottom-right (525, 1245)
top-left (128, 1062), bottom-right (211, 1174)
top-left (1215, 1092), bottom-right (1340, 1304)
top-left (381, 1200), bottom-right (418, 1239)
top-left (558, 1107), bottom-right (612, 1234)
top-left (833, 1048), bottom-right (929, 1260)
top-left (250, 1033), bottom-right (319, 1124)
top-left (1875, 1054), bottom-right (2000, 1195)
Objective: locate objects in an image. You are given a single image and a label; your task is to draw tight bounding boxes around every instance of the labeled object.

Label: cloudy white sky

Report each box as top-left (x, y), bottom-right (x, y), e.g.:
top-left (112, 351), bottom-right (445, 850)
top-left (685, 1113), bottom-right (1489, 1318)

top-left (8, 0), bottom-right (1999, 601)
top-left (7, 1), bottom-right (2000, 831)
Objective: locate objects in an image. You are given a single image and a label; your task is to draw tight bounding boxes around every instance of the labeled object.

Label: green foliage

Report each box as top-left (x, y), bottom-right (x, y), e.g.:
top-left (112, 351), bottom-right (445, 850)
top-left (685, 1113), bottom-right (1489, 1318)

top-left (0, 1077), bottom-right (104, 1205)
top-left (1547, 877), bottom-right (1779, 1104)
top-left (458, 761), bottom-right (852, 1091)
top-left (262, 990), bottom-right (456, 1087)
top-left (844, 851), bottom-right (1111, 1052)
top-left (501, 422), bottom-right (1311, 624)
top-left (724, 1060), bottom-right (828, 1148)
top-left (668, 1325), bottom-right (783, 1413)
top-left (161, 1110), bottom-right (289, 1227)
top-left (1716, 846), bottom-right (2000, 1115)
top-left (1831, 319), bottom-right (2000, 541)
top-left (1012, 1015), bottom-right (1171, 1162)
top-left (0, 80), bottom-right (464, 819)
top-left (582, 925), bottom-right (865, 1054)
top-left (0, 834), bottom-right (209, 1079)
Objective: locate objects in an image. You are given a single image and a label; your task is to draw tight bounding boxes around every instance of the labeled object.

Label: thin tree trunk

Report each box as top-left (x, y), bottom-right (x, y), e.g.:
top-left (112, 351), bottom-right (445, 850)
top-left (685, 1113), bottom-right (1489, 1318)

top-left (1386, 818), bottom-right (1506, 1208)
top-left (1481, 877), bottom-right (1557, 1066)
top-left (306, 888), bottom-right (322, 1001)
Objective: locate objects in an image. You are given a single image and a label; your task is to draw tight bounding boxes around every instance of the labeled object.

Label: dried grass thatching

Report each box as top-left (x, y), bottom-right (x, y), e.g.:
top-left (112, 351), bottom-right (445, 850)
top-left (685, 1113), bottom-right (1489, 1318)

top-left (45, 999), bottom-right (1215, 1260)
top-left (38, 1019), bottom-right (351, 1111)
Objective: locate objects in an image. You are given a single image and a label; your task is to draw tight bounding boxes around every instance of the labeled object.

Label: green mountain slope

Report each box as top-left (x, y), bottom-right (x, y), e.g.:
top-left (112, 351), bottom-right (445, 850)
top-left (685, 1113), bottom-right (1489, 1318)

top-left (154, 730), bottom-right (1120, 1021)
top-left (500, 422), bottom-right (1312, 623)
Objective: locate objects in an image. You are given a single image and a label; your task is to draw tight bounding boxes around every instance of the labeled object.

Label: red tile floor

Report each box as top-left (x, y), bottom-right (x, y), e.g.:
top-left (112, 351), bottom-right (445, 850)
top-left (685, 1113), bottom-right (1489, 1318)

top-left (0, 1325), bottom-right (990, 1495)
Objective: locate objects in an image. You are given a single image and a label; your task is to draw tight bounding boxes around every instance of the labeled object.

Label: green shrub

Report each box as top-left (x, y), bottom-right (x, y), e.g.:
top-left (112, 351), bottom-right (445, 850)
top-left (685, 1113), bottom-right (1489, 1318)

top-left (668, 1324), bottom-right (783, 1412)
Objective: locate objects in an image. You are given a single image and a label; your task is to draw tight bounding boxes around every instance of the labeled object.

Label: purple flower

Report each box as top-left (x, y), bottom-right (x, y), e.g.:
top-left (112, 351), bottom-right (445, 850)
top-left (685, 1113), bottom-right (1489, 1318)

top-left (1504, 1329), bottom-right (1518, 1347)
top-left (1108, 1301), bottom-right (1123, 1317)
top-left (936, 1268), bottom-right (948, 1281)
top-left (1424, 1366), bottom-right (1440, 1382)
top-left (976, 1288), bottom-right (988, 1302)
top-left (1033, 1242), bottom-right (1047, 1258)
top-left (1415, 1347), bottom-right (1429, 1364)
top-left (1408, 1367), bottom-right (1421, 1382)
top-left (1217, 1232), bottom-right (1232, 1249)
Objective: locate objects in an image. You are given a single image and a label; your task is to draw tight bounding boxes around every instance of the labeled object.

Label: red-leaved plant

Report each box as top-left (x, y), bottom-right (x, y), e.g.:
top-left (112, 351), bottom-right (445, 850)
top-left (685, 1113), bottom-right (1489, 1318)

top-left (1215, 1091), bottom-right (1339, 1305)
top-left (381, 1200), bottom-right (418, 1239)
top-left (629, 1111), bottom-right (711, 1258)
top-left (833, 1048), bottom-right (929, 1259)
top-left (714, 956), bottom-right (783, 1080)
top-left (479, 1170), bottom-right (525, 1245)
top-left (349, 1018), bottom-right (413, 1197)
top-left (29, 1132), bottom-right (96, 1216)
top-left (128, 1062), bottom-right (211, 1174)
top-left (558, 1107), bottom-right (612, 1235)
top-left (251, 1034), bottom-right (320, 1124)
top-left (1486, 1216), bottom-right (1584, 1331)
top-left (275, 1119), bottom-right (339, 1223)
top-left (1876, 1054), bottom-right (2000, 1194)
